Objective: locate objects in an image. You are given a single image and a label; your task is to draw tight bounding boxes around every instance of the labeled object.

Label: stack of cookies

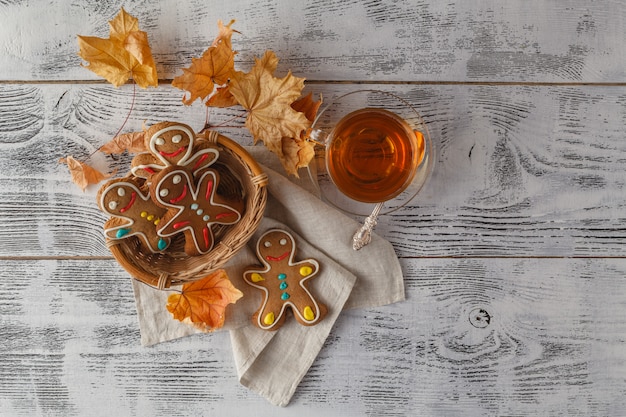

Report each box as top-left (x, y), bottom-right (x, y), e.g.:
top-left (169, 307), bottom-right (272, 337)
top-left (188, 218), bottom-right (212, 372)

top-left (96, 121), bottom-right (267, 288)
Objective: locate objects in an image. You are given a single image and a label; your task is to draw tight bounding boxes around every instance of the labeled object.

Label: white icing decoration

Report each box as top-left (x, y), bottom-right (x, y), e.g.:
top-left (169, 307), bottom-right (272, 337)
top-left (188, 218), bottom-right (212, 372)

top-left (202, 215), bottom-right (210, 221)
top-left (173, 174), bottom-right (182, 184)
top-left (196, 209), bottom-right (203, 215)
top-left (279, 238), bottom-right (287, 245)
top-left (264, 241), bottom-right (272, 247)
top-left (117, 188), bottom-right (126, 197)
top-left (172, 134), bottom-right (182, 144)
top-left (159, 188), bottom-right (169, 197)
top-left (149, 125), bottom-right (194, 166)
top-left (108, 201), bottom-right (118, 210)
top-left (155, 137), bottom-right (165, 145)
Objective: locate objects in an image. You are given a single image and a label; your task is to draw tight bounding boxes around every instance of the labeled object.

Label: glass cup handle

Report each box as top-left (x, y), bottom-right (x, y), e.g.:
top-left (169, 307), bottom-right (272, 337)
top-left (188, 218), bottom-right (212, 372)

top-left (307, 128), bottom-right (329, 146)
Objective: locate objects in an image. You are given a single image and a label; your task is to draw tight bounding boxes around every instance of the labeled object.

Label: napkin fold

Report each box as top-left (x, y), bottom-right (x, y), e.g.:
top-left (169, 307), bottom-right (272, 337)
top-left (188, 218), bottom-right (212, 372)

top-left (131, 147), bottom-right (405, 406)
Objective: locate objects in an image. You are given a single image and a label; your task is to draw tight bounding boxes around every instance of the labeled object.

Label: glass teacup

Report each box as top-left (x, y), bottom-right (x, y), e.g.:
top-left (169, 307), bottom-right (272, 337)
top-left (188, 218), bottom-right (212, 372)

top-left (308, 90), bottom-right (434, 249)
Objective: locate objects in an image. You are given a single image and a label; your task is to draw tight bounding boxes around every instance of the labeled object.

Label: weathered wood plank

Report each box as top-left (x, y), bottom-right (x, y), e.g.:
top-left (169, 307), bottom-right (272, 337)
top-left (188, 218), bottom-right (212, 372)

top-left (1, 258), bottom-right (625, 415)
top-left (1, 83), bottom-right (625, 257)
top-left (0, 0), bottom-right (624, 83)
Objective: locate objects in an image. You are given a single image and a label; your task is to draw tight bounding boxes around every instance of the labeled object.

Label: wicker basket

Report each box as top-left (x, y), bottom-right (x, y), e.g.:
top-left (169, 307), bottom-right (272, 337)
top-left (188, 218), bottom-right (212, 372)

top-left (107, 131), bottom-right (268, 289)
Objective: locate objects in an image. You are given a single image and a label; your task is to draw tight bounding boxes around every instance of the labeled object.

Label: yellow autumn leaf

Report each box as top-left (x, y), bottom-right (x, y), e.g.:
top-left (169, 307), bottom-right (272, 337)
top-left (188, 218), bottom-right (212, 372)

top-left (108, 7), bottom-right (139, 43)
top-left (228, 50), bottom-right (310, 158)
top-left (77, 8), bottom-right (158, 88)
top-left (59, 156), bottom-right (113, 191)
top-left (166, 269), bottom-right (243, 332)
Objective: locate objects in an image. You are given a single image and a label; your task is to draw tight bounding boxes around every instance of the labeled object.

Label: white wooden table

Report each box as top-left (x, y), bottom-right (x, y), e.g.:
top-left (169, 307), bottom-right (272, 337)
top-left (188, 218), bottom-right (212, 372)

top-left (2, 1), bottom-right (626, 415)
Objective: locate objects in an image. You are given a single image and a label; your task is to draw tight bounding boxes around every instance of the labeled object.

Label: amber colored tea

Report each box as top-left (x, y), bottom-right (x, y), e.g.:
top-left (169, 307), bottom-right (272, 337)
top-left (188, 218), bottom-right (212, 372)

top-left (326, 108), bottom-right (424, 203)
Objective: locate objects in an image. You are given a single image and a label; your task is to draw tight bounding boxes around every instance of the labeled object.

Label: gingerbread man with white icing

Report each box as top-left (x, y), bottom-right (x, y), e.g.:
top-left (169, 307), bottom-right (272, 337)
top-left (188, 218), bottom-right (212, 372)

top-left (151, 166), bottom-right (242, 256)
top-left (131, 121), bottom-right (219, 180)
top-left (97, 177), bottom-right (170, 253)
top-left (243, 229), bottom-right (327, 331)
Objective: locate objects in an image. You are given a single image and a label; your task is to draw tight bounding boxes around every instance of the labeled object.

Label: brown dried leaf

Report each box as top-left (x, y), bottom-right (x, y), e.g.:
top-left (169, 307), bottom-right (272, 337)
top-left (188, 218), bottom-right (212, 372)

top-left (228, 50), bottom-right (310, 160)
top-left (59, 155), bottom-right (113, 191)
top-left (205, 86), bottom-right (238, 108)
top-left (172, 20), bottom-right (237, 105)
top-left (291, 92), bottom-right (322, 123)
top-left (212, 19), bottom-right (238, 49)
top-left (280, 136), bottom-right (315, 177)
top-left (100, 131), bottom-right (147, 154)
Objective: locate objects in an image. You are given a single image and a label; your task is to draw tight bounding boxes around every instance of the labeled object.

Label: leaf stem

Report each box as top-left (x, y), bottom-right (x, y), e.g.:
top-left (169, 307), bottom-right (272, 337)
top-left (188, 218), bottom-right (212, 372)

top-left (84, 81), bottom-right (137, 161)
top-left (112, 81), bottom-right (137, 139)
top-left (211, 109), bottom-right (248, 128)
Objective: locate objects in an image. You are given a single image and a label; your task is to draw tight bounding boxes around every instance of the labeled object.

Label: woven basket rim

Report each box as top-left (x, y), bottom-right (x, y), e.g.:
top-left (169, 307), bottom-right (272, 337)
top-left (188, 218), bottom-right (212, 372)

top-left (107, 131), bottom-right (268, 289)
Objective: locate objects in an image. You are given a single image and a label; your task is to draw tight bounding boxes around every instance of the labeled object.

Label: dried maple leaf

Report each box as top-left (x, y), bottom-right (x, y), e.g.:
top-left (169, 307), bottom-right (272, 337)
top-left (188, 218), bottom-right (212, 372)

top-left (59, 156), bottom-right (113, 191)
top-left (77, 8), bottom-right (158, 88)
top-left (166, 269), bottom-right (243, 332)
top-left (279, 92), bottom-right (322, 176)
top-left (172, 20), bottom-right (237, 105)
top-left (205, 86), bottom-right (238, 108)
top-left (291, 92), bottom-right (323, 122)
top-left (280, 136), bottom-right (316, 177)
top-left (229, 51), bottom-right (310, 163)
top-left (212, 19), bottom-right (238, 49)
top-left (100, 131), bottom-right (147, 154)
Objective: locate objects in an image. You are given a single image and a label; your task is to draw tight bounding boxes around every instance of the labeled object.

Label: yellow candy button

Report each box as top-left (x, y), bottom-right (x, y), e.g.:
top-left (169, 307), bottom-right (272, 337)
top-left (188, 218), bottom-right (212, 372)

top-left (263, 312), bottom-right (275, 326)
top-left (147, 214), bottom-right (155, 221)
top-left (299, 266), bottom-right (313, 276)
top-left (140, 211), bottom-right (148, 218)
top-left (303, 306), bottom-right (315, 321)
top-left (251, 273), bottom-right (264, 283)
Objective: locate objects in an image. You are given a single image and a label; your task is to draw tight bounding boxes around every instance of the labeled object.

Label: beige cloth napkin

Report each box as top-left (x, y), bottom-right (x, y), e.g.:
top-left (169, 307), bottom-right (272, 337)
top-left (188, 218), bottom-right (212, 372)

top-left (131, 147), bottom-right (405, 406)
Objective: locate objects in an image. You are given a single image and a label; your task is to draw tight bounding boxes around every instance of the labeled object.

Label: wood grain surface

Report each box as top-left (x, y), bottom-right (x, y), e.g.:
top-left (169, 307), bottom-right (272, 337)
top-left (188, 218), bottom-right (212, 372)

top-left (1, 0), bottom-right (625, 416)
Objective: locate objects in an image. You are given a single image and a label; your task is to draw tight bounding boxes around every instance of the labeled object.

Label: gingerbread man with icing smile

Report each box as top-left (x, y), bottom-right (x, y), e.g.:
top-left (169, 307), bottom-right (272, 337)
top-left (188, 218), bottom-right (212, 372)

top-left (131, 121), bottom-right (219, 180)
top-left (97, 177), bottom-right (170, 253)
top-left (243, 229), bottom-right (327, 330)
top-left (151, 166), bottom-right (242, 256)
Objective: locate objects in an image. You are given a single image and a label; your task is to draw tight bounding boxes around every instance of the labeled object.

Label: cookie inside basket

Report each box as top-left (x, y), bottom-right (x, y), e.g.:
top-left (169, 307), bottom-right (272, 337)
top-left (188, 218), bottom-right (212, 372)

top-left (106, 131), bottom-right (267, 289)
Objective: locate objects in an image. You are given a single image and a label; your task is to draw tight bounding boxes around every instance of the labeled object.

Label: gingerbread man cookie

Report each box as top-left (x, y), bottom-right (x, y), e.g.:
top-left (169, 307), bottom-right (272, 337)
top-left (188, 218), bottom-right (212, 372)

top-left (131, 121), bottom-right (219, 180)
top-left (151, 166), bottom-right (242, 256)
top-left (243, 229), bottom-right (327, 331)
top-left (97, 177), bottom-right (170, 253)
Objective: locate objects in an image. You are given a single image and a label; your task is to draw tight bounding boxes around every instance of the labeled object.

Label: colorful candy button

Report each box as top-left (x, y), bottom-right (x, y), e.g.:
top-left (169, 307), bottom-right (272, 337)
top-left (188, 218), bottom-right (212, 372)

top-left (303, 306), bottom-right (315, 321)
top-left (157, 238), bottom-right (168, 251)
top-left (263, 312), bottom-right (275, 325)
top-left (251, 273), bottom-right (264, 283)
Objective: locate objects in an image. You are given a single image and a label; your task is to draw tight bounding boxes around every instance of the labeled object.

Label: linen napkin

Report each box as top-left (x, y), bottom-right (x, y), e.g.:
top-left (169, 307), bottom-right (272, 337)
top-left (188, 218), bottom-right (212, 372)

top-left (131, 146), bottom-right (405, 406)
